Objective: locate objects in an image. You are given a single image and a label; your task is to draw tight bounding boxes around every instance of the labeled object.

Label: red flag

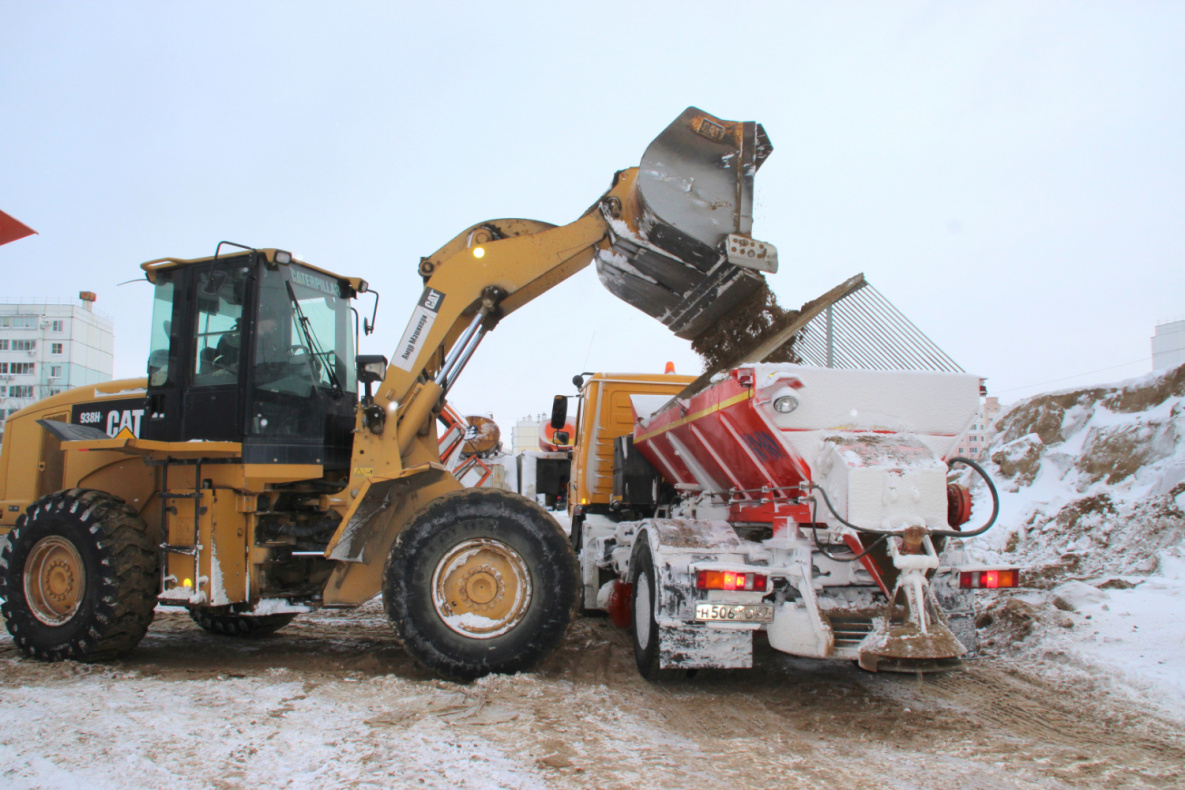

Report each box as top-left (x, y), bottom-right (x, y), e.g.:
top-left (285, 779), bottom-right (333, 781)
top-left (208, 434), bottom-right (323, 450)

top-left (0, 210), bottom-right (37, 246)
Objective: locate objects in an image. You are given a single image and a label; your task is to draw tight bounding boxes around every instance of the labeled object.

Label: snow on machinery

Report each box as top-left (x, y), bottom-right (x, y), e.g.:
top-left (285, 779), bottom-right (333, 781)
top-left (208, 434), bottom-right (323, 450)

top-left (557, 285), bottom-right (1014, 677)
top-left (0, 108), bottom-right (781, 679)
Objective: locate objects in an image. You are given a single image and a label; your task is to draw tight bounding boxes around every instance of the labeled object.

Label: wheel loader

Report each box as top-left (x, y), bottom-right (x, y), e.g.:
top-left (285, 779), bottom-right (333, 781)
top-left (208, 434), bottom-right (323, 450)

top-left (0, 108), bottom-right (780, 680)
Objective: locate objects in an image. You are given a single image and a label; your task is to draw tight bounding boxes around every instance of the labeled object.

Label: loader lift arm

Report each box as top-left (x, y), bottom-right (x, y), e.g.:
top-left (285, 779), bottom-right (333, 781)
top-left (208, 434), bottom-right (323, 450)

top-left (374, 106), bottom-right (779, 471)
top-left (379, 194), bottom-right (620, 458)
top-left (325, 110), bottom-right (781, 618)
top-left (319, 190), bottom-right (633, 602)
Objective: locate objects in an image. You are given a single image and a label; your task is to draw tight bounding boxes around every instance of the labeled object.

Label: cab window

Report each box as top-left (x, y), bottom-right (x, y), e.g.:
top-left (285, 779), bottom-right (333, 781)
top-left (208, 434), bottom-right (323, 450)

top-left (193, 266), bottom-right (249, 386)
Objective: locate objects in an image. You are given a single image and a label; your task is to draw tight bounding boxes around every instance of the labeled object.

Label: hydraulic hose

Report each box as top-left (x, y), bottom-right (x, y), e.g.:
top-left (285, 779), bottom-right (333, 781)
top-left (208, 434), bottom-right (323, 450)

top-left (809, 525), bottom-right (888, 563)
top-left (930, 456), bottom-right (999, 538)
top-left (806, 455), bottom-right (1000, 540)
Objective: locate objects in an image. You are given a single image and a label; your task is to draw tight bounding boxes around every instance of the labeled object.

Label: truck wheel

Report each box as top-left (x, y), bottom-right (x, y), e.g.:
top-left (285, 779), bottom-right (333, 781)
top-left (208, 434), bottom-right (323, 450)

top-left (629, 539), bottom-right (662, 679)
top-left (383, 488), bottom-right (578, 681)
top-left (0, 489), bottom-right (158, 662)
top-left (189, 609), bottom-right (295, 637)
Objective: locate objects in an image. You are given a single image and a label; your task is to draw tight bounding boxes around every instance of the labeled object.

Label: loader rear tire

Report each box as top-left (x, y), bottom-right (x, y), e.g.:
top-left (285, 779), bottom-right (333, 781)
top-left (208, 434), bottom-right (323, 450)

top-left (188, 609), bottom-right (295, 637)
top-left (383, 488), bottom-right (578, 682)
top-left (629, 539), bottom-right (662, 680)
top-left (0, 489), bottom-right (158, 662)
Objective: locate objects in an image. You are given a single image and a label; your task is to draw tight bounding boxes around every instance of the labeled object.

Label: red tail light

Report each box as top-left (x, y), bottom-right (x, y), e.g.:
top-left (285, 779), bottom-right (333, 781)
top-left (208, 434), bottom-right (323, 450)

top-left (959, 569), bottom-right (1020, 589)
top-left (697, 570), bottom-right (768, 592)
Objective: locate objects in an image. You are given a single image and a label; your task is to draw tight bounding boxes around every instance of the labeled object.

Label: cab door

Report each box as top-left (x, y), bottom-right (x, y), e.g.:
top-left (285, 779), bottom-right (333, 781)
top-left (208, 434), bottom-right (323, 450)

top-left (184, 264), bottom-right (250, 441)
top-left (143, 258), bottom-right (254, 443)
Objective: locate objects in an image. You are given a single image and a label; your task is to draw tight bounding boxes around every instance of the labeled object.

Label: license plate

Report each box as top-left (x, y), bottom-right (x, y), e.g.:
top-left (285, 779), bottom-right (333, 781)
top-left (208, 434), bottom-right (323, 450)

top-left (695, 603), bottom-right (774, 623)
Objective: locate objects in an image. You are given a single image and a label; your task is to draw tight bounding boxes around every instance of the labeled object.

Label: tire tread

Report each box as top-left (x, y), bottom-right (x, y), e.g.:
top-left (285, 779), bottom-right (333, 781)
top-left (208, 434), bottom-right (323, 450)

top-left (1, 489), bottom-right (158, 662)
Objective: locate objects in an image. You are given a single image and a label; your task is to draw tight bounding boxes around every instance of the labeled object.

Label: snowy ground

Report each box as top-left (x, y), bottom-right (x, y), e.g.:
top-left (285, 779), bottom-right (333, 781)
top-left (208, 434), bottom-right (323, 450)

top-left (3, 368), bottom-right (1185, 788)
top-left (3, 602), bottom-right (1183, 790)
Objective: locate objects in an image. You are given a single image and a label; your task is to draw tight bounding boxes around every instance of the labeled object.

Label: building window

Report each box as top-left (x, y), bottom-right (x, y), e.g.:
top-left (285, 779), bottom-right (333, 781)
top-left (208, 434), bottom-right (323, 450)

top-left (9, 385), bottom-right (34, 398)
top-left (0, 340), bottom-right (7, 351)
top-left (12, 339), bottom-right (35, 352)
top-left (51, 319), bottom-right (64, 332)
top-left (50, 365), bottom-right (63, 378)
top-left (51, 342), bottom-right (64, 355)
top-left (4, 362), bottom-right (35, 375)
top-left (0, 386), bottom-right (5, 397)
top-left (0, 316), bottom-right (37, 328)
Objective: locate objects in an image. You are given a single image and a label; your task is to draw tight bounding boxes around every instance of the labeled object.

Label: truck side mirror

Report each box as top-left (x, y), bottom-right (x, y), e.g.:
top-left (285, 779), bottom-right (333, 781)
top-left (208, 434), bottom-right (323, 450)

top-left (550, 395), bottom-right (567, 430)
top-left (553, 430), bottom-right (570, 446)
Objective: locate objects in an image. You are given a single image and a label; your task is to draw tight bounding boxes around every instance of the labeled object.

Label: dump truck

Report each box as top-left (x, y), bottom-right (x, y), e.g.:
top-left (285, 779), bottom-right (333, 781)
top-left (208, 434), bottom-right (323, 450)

top-left (557, 361), bottom-right (1011, 677)
top-left (0, 108), bottom-right (779, 680)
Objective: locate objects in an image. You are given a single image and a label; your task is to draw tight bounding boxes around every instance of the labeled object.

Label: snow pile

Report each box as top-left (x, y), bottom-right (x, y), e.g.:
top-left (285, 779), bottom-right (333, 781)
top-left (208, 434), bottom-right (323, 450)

top-left (974, 363), bottom-right (1185, 581)
top-left (965, 364), bottom-right (1185, 720)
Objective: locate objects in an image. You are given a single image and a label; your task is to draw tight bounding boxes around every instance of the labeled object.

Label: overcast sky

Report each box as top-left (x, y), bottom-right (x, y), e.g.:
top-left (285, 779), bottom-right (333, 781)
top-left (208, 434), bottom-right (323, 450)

top-left (3, 2), bottom-right (1183, 429)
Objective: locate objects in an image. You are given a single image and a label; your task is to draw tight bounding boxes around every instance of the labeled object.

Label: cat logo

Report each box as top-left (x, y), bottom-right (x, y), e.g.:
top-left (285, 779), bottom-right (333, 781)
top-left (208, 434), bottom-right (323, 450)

top-left (392, 288), bottom-right (446, 372)
top-left (71, 398), bottom-right (148, 439)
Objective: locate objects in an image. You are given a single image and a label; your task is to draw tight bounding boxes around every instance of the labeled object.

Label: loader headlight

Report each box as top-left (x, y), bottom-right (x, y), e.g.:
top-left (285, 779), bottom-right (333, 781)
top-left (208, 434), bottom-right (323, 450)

top-left (473, 247), bottom-right (486, 259)
top-left (772, 394), bottom-right (799, 413)
top-left (357, 356), bottom-right (388, 385)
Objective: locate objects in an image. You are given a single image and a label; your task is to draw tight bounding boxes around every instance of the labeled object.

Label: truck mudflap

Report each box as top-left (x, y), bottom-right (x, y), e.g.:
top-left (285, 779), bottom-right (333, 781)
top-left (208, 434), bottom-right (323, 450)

top-left (658, 620), bottom-right (756, 670)
top-left (595, 107), bottom-right (778, 341)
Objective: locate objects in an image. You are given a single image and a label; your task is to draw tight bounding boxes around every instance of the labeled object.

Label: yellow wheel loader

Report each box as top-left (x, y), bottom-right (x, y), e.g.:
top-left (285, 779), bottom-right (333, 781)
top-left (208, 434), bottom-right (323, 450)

top-left (0, 108), bottom-right (780, 680)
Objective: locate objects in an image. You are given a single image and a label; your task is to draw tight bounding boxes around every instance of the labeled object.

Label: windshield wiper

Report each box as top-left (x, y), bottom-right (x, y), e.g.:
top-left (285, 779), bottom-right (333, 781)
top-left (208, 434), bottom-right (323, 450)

top-left (286, 281), bottom-right (344, 398)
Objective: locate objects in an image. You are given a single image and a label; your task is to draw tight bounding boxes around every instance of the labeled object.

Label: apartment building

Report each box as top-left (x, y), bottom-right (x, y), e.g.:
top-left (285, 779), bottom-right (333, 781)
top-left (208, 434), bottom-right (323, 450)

top-left (1152, 319), bottom-right (1185, 371)
top-left (0, 292), bottom-right (114, 441)
top-left (951, 396), bottom-right (1002, 461)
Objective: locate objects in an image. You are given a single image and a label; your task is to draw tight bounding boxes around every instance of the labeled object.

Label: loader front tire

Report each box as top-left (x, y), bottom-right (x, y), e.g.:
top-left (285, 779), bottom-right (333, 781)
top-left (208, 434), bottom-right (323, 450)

top-left (188, 608), bottom-right (295, 637)
top-left (0, 489), bottom-right (158, 662)
top-left (383, 488), bottom-right (578, 682)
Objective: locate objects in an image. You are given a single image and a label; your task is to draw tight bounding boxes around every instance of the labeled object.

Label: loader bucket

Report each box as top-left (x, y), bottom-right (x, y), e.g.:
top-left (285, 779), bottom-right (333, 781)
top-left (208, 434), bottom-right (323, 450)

top-left (596, 108), bottom-right (777, 340)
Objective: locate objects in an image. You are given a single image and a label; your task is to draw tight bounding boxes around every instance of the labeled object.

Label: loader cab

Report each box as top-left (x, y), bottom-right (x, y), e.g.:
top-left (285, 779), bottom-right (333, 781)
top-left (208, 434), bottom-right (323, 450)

top-left (141, 250), bottom-right (359, 469)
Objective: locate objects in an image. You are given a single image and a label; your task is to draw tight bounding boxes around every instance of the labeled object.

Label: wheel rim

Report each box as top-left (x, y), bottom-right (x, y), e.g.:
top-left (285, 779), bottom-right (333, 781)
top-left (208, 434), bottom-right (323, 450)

top-left (635, 570), bottom-right (652, 648)
top-left (23, 536), bottom-right (86, 626)
top-left (431, 538), bottom-right (533, 639)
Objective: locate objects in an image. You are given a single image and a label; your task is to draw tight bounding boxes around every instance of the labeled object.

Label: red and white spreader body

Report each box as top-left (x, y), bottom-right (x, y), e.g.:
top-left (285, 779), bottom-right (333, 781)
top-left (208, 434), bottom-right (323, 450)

top-left (582, 363), bottom-right (993, 672)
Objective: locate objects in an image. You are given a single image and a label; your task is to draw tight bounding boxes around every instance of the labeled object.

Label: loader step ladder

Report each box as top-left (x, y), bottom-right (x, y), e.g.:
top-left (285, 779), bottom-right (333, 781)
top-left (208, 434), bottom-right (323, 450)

top-left (158, 458), bottom-right (204, 597)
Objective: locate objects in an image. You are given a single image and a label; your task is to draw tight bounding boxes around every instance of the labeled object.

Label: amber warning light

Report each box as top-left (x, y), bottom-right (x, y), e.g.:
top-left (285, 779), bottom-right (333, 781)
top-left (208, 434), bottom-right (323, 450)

top-left (959, 569), bottom-right (1020, 589)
